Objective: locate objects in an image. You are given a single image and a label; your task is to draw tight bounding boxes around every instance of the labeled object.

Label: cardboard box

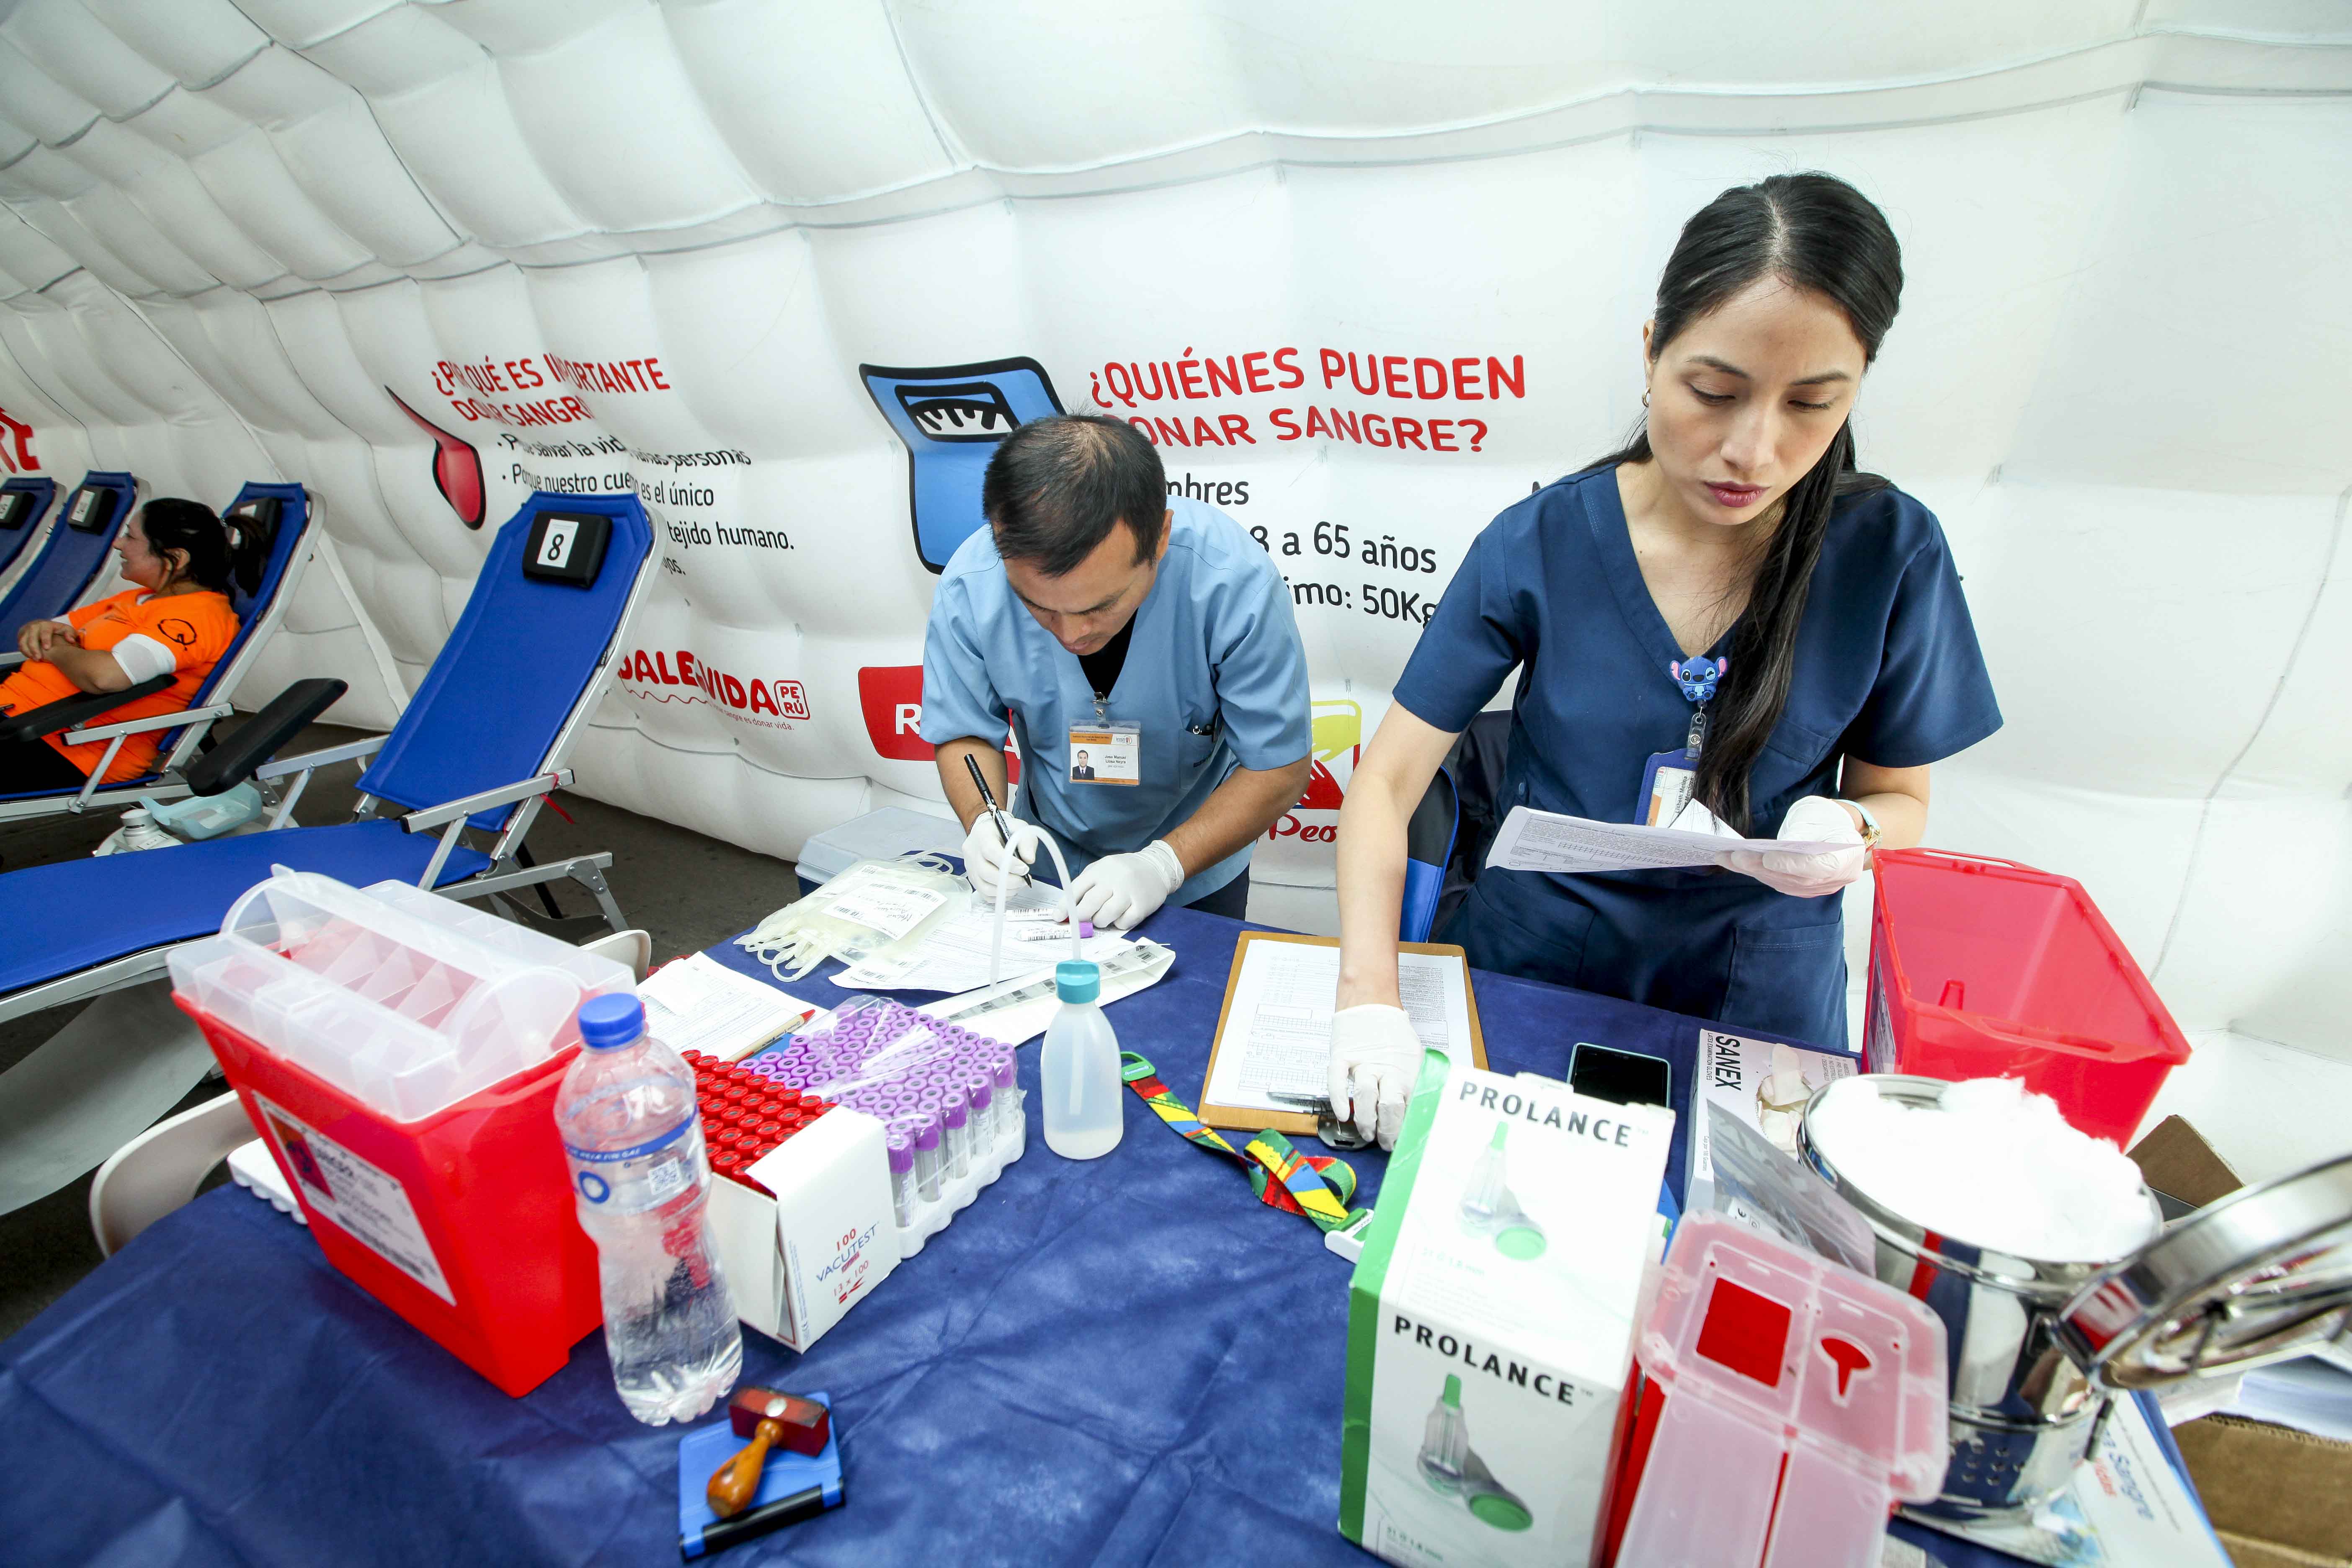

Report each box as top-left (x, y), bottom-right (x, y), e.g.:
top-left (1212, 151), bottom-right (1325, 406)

top-left (1341, 1057), bottom-right (1674, 1568)
top-left (2171, 1414), bottom-right (2352, 1568)
top-left (705, 1109), bottom-right (898, 1352)
top-left (1685, 1029), bottom-right (1856, 1217)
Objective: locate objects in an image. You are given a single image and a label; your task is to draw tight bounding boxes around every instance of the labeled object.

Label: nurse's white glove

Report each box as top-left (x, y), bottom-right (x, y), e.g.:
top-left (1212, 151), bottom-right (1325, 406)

top-left (962, 813), bottom-right (1039, 894)
top-left (1723, 794), bottom-right (1867, 898)
top-left (1328, 1004), bottom-right (1424, 1150)
top-left (1068, 840), bottom-right (1184, 930)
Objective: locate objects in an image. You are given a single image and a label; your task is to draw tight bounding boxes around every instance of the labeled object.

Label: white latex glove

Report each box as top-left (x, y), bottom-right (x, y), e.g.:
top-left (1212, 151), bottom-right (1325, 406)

top-left (1722, 794), bottom-right (1867, 898)
top-left (1068, 839), bottom-right (1184, 930)
top-left (962, 812), bottom-right (1039, 893)
top-left (1328, 1003), bottom-right (1423, 1150)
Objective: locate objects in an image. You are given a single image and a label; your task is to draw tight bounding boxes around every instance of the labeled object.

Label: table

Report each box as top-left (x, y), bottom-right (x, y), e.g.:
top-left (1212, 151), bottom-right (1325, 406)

top-left (0, 903), bottom-right (2113, 1565)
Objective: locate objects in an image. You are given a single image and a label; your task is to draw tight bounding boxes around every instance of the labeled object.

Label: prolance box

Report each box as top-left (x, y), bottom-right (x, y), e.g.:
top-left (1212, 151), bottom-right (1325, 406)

top-left (1341, 1056), bottom-right (1674, 1568)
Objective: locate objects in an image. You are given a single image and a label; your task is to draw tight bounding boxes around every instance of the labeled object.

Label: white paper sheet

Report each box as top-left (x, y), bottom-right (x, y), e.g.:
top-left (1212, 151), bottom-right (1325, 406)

top-left (1485, 805), bottom-right (1842, 875)
top-left (917, 939), bottom-right (1176, 1046)
top-left (833, 882), bottom-right (1123, 993)
top-left (1201, 940), bottom-right (1474, 1116)
top-left (640, 953), bottom-right (816, 1061)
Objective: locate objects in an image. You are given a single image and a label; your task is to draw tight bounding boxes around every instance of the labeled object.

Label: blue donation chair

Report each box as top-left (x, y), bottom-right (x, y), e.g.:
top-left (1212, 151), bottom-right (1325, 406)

top-left (0, 471), bottom-right (139, 647)
top-left (0, 475), bottom-right (58, 586)
top-left (1400, 766), bottom-right (1459, 943)
top-left (0, 490), bottom-right (655, 1026)
top-left (0, 482), bottom-right (322, 825)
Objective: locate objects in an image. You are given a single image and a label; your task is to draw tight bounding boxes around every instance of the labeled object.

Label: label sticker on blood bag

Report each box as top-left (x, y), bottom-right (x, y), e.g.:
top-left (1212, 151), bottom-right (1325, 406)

top-left (824, 879), bottom-right (947, 940)
top-left (1067, 726), bottom-right (1141, 785)
top-left (255, 1095), bottom-right (454, 1304)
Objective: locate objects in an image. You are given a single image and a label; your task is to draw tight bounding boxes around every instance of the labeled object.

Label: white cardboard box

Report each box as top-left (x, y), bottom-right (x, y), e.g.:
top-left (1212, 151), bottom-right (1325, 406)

top-left (1342, 1058), bottom-right (1674, 1568)
top-left (706, 1109), bottom-right (899, 1352)
top-left (1686, 1028), bottom-right (1856, 1217)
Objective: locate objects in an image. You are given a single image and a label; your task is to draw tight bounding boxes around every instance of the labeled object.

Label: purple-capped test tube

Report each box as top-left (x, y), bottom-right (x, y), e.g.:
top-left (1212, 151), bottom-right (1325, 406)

top-left (963, 1068), bottom-right (995, 1150)
top-left (940, 1090), bottom-right (971, 1180)
top-left (913, 1118), bottom-right (942, 1201)
top-left (887, 1133), bottom-right (914, 1225)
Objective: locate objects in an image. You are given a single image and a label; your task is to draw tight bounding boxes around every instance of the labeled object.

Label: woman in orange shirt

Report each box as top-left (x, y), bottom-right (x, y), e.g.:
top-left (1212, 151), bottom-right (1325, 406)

top-left (0, 499), bottom-right (242, 792)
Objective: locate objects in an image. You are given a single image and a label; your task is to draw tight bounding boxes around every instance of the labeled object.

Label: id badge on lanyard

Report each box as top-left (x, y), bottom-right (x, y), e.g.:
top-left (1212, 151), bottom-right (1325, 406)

top-left (1068, 691), bottom-right (1142, 785)
top-left (1640, 655), bottom-right (1726, 825)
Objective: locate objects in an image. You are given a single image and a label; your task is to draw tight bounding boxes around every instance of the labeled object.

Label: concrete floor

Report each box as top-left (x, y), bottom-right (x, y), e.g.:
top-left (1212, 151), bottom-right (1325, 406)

top-left (0, 720), bottom-right (799, 1342)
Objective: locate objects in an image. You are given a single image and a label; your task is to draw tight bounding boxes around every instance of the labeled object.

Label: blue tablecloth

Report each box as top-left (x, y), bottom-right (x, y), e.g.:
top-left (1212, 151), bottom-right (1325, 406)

top-left (0, 903), bottom-right (2107, 1565)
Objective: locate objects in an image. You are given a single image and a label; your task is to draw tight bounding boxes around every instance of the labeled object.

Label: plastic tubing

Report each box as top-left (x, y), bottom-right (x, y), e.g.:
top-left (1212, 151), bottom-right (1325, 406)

top-left (987, 823), bottom-right (1082, 985)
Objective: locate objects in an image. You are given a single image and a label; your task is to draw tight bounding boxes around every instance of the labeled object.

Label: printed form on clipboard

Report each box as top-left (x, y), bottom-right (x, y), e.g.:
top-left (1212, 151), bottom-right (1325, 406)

top-left (1197, 933), bottom-right (1486, 1134)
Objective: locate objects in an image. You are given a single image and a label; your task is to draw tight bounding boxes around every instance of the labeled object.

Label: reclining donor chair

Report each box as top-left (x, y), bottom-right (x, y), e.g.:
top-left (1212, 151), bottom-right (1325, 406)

top-left (0, 471), bottom-right (140, 644)
top-left (0, 482), bottom-right (320, 825)
top-left (0, 490), bottom-right (655, 1027)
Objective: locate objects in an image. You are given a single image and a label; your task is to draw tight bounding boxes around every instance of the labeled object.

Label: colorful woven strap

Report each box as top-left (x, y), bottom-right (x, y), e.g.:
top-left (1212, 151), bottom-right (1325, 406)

top-left (1120, 1052), bottom-right (1358, 1232)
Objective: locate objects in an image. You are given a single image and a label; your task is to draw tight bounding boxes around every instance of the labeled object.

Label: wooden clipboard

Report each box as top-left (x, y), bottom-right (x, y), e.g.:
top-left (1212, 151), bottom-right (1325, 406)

top-left (1196, 931), bottom-right (1488, 1135)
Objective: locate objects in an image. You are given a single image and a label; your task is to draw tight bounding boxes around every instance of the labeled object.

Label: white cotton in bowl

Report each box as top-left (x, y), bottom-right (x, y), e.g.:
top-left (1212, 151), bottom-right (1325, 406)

top-left (1810, 1076), bottom-right (2161, 1263)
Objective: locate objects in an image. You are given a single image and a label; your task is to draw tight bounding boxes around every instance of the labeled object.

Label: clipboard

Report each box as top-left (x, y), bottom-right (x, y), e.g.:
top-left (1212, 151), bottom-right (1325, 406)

top-left (1197, 931), bottom-right (1488, 1135)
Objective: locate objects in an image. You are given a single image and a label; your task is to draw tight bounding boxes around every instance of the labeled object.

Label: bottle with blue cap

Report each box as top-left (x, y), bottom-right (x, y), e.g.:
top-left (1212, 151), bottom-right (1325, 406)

top-left (1041, 959), bottom-right (1123, 1160)
top-left (554, 992), bottom-right (741, 1424)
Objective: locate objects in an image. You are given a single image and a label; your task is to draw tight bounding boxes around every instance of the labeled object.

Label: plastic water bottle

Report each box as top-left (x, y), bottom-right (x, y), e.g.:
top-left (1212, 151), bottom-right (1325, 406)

top-left (556, 993), bottom-right (742, 1424)
top-left (1041, 959), bottom-right (1123, 1159)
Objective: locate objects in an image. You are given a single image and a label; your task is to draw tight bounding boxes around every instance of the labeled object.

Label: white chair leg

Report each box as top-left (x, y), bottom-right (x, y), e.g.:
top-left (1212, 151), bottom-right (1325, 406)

top-left (88, 1092), bottom-right (259, 1258)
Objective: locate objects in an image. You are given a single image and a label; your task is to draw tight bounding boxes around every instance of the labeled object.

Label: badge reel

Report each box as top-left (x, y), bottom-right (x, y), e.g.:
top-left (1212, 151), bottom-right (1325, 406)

top-left (1641, 655), bottom-right (1725, 826)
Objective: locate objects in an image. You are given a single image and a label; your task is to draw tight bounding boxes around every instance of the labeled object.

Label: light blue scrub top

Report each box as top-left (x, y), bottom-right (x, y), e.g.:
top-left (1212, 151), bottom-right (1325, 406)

top-left (921, 498), bottom-right (1312, 905)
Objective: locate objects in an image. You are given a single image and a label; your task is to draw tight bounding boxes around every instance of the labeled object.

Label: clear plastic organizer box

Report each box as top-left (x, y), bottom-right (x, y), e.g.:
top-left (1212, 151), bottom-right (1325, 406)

top-left (168, 869), bottom-right (633, 1395)
top-left (169, 870), bottom-right (631, 1123)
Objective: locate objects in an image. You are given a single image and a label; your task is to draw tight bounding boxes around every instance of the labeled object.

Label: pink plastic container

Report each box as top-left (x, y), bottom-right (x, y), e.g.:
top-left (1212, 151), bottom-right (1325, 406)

top-left (1596, 1213), bottom-right (1950, 1568)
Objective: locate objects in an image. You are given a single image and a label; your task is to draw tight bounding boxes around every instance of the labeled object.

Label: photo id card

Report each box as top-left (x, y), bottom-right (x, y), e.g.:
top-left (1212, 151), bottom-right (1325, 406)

top-left (1068, 726), bottom-right (1141, 785)
top-left (1639, 749), bottom-right (1696, 826)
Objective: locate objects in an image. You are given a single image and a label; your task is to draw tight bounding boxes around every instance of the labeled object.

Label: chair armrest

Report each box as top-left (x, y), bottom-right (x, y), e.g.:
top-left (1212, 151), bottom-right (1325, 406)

top-left (0, 651), bottom-right (22, 671)
top-left (254, 732), bottom-right (385, 783)
top-left (65, 701), bottom-right (236, 747)
top-left (0, 675), bottom-right (175, 745)
top-left (184, 678), bottom-right (348, 797)
top-left (400, 769), bottom-right (572, 833)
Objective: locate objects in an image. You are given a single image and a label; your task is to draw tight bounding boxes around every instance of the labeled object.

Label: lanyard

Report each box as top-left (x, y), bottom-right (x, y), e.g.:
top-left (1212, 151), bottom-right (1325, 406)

top-left (1667, 655), bottom-right (1727, 761)
top-left (1119, 1052), bottom-right (1360, 1232)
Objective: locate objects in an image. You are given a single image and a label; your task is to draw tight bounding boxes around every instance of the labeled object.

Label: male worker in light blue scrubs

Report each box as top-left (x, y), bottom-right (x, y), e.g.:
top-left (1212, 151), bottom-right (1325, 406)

top-left (922, 415), bottom-right (1311, 928)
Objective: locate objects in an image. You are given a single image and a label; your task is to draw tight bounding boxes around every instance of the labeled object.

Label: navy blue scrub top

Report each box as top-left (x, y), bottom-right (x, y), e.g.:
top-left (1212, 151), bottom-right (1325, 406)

top-left (1391, 466), bottom-right (2001, 1050)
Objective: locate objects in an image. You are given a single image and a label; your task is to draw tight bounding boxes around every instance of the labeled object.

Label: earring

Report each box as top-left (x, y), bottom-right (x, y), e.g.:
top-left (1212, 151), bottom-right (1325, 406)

top-left (1641, 390), bottom-right (1651, 409)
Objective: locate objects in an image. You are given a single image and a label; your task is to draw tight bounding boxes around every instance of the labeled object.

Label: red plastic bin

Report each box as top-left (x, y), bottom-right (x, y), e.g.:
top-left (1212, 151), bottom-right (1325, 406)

top-left (180, 994), bottom-right (603, 1396)
top-left (1863, 848), bottom-right (2190, 1146)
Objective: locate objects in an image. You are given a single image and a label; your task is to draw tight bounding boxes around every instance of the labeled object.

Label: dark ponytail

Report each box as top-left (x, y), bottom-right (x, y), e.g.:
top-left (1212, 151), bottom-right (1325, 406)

top-left (1583, 172), bottom-right (1903, 833)
top-left (137, 498), bottom-right (234, 594)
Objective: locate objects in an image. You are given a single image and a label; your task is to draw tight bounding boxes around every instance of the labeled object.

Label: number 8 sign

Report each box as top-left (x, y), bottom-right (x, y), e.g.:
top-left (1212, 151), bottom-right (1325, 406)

top-left (540, 516), bottom-right (576, 566)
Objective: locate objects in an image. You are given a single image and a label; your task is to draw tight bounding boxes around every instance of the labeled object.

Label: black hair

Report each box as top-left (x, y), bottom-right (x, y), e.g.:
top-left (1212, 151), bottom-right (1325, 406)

top-left (1585, 171), bottom-right (1903, 833)
top-left (137, 498), bottom-right (235, 594)
top-left (982, 414), bottom-right (1168, 576)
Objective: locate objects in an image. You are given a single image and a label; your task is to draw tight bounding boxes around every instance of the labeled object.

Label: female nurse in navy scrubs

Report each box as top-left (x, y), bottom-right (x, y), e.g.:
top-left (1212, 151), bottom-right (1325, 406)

top-left (1325, 172), bottom-right (2001, 1148)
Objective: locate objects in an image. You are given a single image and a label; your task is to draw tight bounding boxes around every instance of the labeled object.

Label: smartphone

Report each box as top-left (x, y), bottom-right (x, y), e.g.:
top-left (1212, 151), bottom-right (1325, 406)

top-left (1568, 1042), bottom-right (1672, 1110)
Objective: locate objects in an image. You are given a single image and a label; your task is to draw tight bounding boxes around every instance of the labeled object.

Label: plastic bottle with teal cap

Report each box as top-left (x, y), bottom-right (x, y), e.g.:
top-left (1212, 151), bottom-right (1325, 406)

top-left (1042, 959), bottom-right (1121, 1158)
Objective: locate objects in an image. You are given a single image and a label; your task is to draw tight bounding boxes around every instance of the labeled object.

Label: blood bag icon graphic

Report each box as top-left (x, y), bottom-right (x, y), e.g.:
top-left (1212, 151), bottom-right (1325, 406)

top-left (860, 358), bottom-right (1065, 572)
top-left (386, 387), bottom-right (486, 529)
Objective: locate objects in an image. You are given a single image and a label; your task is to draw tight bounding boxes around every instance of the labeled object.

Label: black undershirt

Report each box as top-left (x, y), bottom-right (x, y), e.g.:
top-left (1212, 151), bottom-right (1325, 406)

top-left (1075, 616), bottom-right (1134, 706)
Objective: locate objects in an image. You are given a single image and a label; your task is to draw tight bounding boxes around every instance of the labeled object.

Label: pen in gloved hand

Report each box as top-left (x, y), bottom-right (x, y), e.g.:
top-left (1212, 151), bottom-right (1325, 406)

top-left (964, 752), bottom-right (1015, 848)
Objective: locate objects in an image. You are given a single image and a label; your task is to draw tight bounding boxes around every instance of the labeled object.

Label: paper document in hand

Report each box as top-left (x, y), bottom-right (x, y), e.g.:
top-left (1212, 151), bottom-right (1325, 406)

top-left (1202, 941), bottom-right (1474, 1116)
top-left (640, 954), bottom-right (815, 1062)
top-left (1485, 804), bottom-right (1842, 875)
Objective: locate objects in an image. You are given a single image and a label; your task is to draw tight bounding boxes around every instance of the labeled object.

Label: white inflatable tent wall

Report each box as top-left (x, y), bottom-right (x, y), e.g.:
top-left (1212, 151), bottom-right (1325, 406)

top-left (1, 2), bottom-right (2344, 1171)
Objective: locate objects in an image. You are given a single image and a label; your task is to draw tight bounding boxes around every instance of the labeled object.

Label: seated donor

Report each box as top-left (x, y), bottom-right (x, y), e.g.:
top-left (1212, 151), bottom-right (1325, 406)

top-left (923, 414), bottom-right (1312, 928)
top-left (0, 498), bottom-right (243, 793)
top-left (1326, 172), bottom-right (2001, 1147)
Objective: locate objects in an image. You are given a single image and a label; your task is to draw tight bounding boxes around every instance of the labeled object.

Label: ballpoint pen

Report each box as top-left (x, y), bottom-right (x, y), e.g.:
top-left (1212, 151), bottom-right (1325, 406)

top-left (963, 752), bottom-right (1016, 849)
